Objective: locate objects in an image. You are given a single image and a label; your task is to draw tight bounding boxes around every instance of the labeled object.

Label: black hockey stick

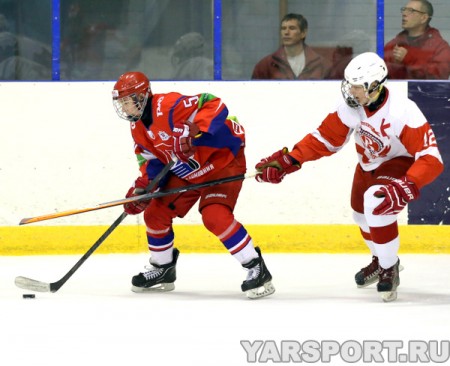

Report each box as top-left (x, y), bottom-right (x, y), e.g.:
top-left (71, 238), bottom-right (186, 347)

top-left (15, 212), bottom-right (128, 292)
top-left (15, 159), bottom-right (176, 293)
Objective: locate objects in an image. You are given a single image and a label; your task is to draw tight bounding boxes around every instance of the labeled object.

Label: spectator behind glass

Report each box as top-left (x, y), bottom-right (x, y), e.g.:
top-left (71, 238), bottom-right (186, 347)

top-left (384, 0), bottom-right (450, 79)
top-left (171, 32), bottom-right (214, 80)
top-left (0, 13), bottom-right (50, 80)
top-left (251, 13), bottom-right (331, 80)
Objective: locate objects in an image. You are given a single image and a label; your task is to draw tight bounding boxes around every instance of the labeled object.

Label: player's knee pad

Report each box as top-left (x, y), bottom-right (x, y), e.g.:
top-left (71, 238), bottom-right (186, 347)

top-left (363, 185), bottom-right (397, 228)
top-left (201, 204), bottom-right (234, 236)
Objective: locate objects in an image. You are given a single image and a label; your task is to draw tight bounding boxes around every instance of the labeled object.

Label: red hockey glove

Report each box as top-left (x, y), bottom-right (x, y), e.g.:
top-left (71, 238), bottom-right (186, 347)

top-left (255, 148), bottom-right (301, 184)
top-left (124, 176), bottom-right (152, 215)
top-left (173, 121), bottom-right (201, 163)
top-left (373, 176), bottom-right (420, 215)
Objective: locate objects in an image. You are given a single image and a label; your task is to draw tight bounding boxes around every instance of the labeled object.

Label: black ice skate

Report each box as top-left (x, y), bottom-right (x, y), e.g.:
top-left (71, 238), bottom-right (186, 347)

top-left (355, 256), bottom-right (380, 288)
top-left (241, 247), bottom-right (275, 299)
top-left (131, 248), bottom-right (180, 293)
top-left (377, 259), bottom-right (400, 302)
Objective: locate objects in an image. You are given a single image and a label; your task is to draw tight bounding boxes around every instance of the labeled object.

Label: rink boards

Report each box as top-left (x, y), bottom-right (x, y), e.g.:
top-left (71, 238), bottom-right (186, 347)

top-left (1, 224), bottom-right (449, 255)
top-left (0, 81), bottom-right (448, 256)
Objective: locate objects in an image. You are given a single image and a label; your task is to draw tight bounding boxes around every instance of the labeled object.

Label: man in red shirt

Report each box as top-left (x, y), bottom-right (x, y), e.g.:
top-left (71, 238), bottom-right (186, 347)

top-left (111, 71), bottom-right (274, 299)
top-left (251, 13), bottom-right (331, 80)
top-left (384, 0), bottom-right (450, 79)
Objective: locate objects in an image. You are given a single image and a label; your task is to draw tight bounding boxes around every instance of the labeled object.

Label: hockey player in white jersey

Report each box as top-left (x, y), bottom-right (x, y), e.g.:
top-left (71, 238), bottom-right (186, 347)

top-left (255, 52), bottom-right (444, 302)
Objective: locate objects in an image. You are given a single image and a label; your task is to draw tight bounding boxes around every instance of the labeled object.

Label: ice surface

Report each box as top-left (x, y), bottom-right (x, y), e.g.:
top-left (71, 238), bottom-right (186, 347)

top-left (1, 253), bottom-right (449, 365)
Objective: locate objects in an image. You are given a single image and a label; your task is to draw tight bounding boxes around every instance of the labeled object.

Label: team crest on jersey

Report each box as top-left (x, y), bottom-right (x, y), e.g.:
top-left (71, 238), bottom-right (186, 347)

top-left (158, 131), bottom-right (170, 141)
top-left (147, 130), bottom-right (155, 139)
top-left (357, 122), bottom-right (391, 159)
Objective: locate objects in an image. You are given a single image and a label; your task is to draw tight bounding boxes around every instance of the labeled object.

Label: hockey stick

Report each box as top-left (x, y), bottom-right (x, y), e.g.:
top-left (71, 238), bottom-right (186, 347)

top-left (14, 160), bottom-right (176, 293)
top-left (101, 171), bottom-right (257, 206)
top-left (15, 212), bottom-right (128, 292)
top-left (19, 171), bottom-right (257, 225)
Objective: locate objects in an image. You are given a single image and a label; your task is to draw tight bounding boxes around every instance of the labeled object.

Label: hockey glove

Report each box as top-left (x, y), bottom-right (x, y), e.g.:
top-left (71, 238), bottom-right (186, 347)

top-left (255, 148), bottom-right (301, 184)
top-left (173, 120), bottom-right (201, 163)
top-left (124, 176), bottom-right (152, 215)
top-left (373, 176), bottom-right (420, 215)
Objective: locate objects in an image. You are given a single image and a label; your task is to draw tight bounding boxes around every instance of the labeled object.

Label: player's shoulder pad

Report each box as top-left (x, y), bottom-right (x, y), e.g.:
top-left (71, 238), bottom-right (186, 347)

top-left (335, 99), bottom-right (361, 129)
top-left (388, 92), bottom-right (427, 129)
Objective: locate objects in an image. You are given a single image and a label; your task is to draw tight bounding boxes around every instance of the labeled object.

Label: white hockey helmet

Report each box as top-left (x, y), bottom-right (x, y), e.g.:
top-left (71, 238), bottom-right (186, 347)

top-left (341, 52), bottom-right (388, 108)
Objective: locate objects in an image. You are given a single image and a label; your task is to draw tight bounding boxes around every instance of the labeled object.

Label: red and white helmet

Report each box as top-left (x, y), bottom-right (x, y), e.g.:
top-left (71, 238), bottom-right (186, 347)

top-left (112, 71), bottom-right (152, 121)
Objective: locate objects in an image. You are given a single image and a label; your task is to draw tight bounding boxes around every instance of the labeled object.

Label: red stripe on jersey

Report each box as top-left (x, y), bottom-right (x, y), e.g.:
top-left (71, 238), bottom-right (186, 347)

top-left (219, 220), bottom-right (240, 241)
top-left (148, 242), bottom-right (173, 252)
top-left (290, 112), bottom-right (350, 163)
top-left (355, 144), bottom-right (370, 165)
top-left (230, 235), bottom-right (251, 255)
top-left (316, 112), bottom-right (351, 147)
top-left (146, 226), bottom-right (171, 238)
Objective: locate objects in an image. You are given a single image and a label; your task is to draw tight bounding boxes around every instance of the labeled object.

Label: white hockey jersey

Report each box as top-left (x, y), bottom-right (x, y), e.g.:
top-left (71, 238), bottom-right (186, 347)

top-left (289, 88), bottom-right (444, 188)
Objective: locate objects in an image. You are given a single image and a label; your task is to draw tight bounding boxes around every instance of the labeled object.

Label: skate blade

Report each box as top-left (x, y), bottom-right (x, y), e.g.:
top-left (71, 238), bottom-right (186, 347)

top-left (245, 281), bottom-right (275, 299)
top-left (381, 290), bottom-right (397, 302)
top-left (131, 282), bottom-right (175, 293)
top-left (357, 265), bottom-right (404, 288)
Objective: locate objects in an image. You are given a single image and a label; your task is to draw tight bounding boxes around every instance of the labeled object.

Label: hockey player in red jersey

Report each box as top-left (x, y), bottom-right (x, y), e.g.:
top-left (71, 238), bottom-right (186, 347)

top-left (255, 52), bottom-right (444, 302)
top-left (112, 71), bottom-right (274, 299)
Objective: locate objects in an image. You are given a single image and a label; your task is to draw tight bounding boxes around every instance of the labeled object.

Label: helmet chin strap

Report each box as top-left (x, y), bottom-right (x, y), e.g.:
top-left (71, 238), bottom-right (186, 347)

top-left (364, 74), bottom-right (388, 106)
top-left (364, 85), bottom-right (383, 106)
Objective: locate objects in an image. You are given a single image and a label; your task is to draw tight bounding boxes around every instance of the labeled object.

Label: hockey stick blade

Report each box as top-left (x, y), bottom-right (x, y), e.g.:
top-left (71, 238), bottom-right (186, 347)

top-left (15, 276), bottom-right (51, 292)
top-left (15, 212), bottom-right (128, 293)
top-left (19, 170), bottom-right (256, 225)
top-left (14, 161), bottom-right (176, 293)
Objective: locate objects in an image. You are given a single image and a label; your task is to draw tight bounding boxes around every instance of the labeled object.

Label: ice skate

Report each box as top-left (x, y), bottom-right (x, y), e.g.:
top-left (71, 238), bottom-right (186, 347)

top-left (377, 259), bottom-right (400, 302)
top-left (355, 256), bottom-right (404, 288)
top-left (131, 248), bottom-right (179, 293)
top-left (241, 247), bottom-right (275, 299)
top-left (355, 256), bottom-right (380, 288)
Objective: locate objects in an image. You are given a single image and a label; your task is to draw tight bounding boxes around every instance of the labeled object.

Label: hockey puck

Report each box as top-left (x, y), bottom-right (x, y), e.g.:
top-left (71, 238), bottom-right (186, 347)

top-left (22, 294), bottom-right (36, 299)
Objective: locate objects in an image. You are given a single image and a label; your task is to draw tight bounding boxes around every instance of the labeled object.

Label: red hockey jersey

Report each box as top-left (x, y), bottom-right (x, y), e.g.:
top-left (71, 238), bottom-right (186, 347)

top-left (130, 92), bottom-right (245, 184)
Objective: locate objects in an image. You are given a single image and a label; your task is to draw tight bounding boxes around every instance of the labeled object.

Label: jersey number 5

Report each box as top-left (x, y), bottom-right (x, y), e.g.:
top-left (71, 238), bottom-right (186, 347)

top-left (183, 96), bottom-right (199, 108)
